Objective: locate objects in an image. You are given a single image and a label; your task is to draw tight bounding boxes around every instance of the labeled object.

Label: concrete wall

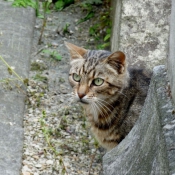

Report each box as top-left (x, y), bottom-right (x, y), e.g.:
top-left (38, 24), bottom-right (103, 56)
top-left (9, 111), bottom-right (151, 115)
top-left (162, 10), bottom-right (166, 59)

top-left (111, 0), bottom-right (171, 70)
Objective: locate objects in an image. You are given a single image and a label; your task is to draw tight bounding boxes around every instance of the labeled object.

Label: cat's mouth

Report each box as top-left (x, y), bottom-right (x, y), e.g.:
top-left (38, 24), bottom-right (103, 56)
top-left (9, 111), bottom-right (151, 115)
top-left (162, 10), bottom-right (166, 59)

top-left (78, 99), bottom-right (89, 104)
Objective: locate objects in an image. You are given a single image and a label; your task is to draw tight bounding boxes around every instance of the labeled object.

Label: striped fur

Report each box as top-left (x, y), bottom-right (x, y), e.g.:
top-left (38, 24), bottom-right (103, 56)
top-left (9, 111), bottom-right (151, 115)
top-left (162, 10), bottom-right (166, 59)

top-left (65, 42), bottom-right (151, 151)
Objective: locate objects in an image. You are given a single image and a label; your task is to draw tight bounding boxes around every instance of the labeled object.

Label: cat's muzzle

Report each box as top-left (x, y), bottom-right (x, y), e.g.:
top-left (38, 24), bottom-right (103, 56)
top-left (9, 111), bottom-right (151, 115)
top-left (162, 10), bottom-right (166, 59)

top-left (78, 98), bottom-right (89, 104)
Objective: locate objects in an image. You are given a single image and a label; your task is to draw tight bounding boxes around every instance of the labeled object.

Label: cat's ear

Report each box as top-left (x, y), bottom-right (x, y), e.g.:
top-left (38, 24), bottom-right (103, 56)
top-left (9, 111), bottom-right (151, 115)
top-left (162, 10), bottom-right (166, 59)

top-left (64, 42), bottom-right (87, 59)
top-left (104, 51), bottom-right (126, 74)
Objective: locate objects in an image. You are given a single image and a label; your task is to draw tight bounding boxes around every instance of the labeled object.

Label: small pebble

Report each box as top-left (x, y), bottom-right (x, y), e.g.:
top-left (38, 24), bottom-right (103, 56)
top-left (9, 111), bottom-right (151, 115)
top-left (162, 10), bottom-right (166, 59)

top-left (46, 160), bottom-right (54, 165)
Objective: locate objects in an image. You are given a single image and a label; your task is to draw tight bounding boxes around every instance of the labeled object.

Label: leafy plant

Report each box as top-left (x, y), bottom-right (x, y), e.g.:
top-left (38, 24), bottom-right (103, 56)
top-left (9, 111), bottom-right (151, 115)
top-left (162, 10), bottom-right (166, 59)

top-left (76, 0), bottom-right (111, 49)
top-left (54, 0), bottom-right (74, 11)
top-left (12, 0), bottom-right (36, 8)
top-left (63, 23), bottom-right (70, 34)
top-left (97, 28), bottom-right (111, 49)
top-left (81, 0), bottom-right (102, 5)
top-left (89, 24), bottom-right (100, 40)
top-left (89, 6), bottom-right (112, 49)
top-left (77, 3), bottom-right (95, 24)
top-left (42, 49), bottom-right (62, 61)
top-left (33, 74), bottom-right (48, 82)
top-left (77, 10), bottom-right (94, 24)
top-left (38, 0), bottom-right (52, 44)
top-left (0, 55), bottom-right (28, 85)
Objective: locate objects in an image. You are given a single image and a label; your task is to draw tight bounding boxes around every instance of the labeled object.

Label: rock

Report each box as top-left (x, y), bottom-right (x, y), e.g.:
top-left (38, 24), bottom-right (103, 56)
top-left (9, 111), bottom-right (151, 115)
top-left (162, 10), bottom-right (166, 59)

top-left (22, 172), bottom-right (31, 175)
top-left (46, 160), bottom-right (54, 165)
top-left (103, 66), bottom-right (175, 175)
top-left (35, 164), bottom-right (42, 168)
top-left (51, 42), bottom-right (59, 47)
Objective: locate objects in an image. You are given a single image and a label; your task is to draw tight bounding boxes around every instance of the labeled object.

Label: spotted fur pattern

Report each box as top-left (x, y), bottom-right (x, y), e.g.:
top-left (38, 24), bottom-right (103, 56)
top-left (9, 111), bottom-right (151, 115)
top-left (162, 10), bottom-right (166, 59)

top-left (65, 42), bottom-right (151, 151)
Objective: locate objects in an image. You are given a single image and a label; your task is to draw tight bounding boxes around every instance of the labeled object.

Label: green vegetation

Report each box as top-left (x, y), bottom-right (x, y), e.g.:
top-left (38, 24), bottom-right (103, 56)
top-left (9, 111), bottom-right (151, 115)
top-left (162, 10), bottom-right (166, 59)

top-left (54, 0), bottom-right (74, 11)
top-left (42, 49), bottom-right (62, 61)
top-left (30, 61), bottom-right (47, 71)
top-left (12, 0), bottom-right (36, 8)
top-left (89, 8), bottom-right (112, 49)
top-left (76, 0), bottom-right (112, 49)
top-left (40, 110), bottom-right (68, 175)
top-left (0, 55), bottom-right (28, 86)
top-left (81, 0), bottom-right (102, 5)
top-left (38, 0), bottom-right (52, 44)
top-left (33, 74), bottom-right (48, 82)
top-left (63, 23), bottom-right (70, 35)
top-left (10, 0), bottom-right (112, 49)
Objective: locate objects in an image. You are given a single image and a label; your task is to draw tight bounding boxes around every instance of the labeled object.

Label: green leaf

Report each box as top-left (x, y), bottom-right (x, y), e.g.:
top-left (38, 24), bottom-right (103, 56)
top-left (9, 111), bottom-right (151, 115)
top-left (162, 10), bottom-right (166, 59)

top-left (55, 54), bottom-right (62, 61)
top-left (37, 14), bottom-right (44, 19)
top-left (12, 0), bottom-right (36, 8)
top-left (23, 78), bottom-right (29, 85)
top-left (7, 67), bottom-right (13, 75)
top-left (106, 28), bottom-right (111, 34)
top-left (104, 33), bottom-right (110, 41)
top-left (55, 1), bottom-right (64, 10)
top-left (42, 49), bottom-right (51, 54)
top-left (77, 11), bottom-right (94, 24)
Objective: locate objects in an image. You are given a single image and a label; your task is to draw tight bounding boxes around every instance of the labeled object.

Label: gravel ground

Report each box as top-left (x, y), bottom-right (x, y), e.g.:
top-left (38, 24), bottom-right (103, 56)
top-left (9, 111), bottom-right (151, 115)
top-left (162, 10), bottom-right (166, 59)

top-left (21, 3), bottom-right (106, 175)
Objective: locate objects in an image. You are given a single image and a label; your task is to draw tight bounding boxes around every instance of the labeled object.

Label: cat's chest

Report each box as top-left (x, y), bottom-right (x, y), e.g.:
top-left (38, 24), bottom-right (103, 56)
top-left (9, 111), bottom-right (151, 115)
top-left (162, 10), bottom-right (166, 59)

top-left (90, 125), bottom-right (122, 150)
top-left (91, 126), bottom-right (110, 142)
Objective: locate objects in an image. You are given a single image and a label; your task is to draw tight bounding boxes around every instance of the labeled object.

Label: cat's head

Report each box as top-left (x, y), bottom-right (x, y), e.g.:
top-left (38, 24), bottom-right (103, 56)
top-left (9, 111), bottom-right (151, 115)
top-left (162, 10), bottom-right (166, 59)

top-left (65, 42), bottom-right (129, 106)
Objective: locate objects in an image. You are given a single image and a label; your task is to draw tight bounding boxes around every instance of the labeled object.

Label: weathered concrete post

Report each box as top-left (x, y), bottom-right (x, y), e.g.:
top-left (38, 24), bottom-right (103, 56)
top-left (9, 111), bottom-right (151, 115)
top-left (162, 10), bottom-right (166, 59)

top-left (167, 0), bottom-right (175, 104)
top-left (110, 0), bottom-right (122, 52)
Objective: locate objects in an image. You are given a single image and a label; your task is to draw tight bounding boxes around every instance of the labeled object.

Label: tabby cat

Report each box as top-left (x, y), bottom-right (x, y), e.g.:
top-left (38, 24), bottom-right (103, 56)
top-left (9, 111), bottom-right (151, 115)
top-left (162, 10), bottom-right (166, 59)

top-left (65, 42), bottom-right (150, 151)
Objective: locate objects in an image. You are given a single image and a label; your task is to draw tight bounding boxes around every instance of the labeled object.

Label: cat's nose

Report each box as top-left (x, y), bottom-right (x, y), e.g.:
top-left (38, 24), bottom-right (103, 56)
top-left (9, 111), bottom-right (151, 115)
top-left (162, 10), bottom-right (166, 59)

top-left (78, 92), bottom-right (86, 99)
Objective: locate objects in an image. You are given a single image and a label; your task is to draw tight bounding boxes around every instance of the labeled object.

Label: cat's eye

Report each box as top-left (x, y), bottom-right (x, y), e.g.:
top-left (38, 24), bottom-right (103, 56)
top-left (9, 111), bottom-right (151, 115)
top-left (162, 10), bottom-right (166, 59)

top-left (73, 73), bottom-right (81, 82)
top-left (93, 78), bottom-right (104, 86)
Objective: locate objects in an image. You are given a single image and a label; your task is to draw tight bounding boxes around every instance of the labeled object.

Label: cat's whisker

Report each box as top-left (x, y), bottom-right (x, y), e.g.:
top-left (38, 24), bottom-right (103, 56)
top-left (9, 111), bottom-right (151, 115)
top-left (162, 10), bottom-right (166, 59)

top-left (93, 102), bottom-right (107, 124)
top-left (90, 102), bottom-right (101, 134)
top-left (90, 102), bottom-right (98, 122)
top-left (118, 91), bottom-right (129, 99)
top-left (95, 97), bottom-right (121, 116)
top-left (94, 98), bottom-right (114, 115)
top-left (95, 101), bottom-right (112, 127)
top-left (95, 97), bottom-right (114, 110)
top-left (95, 100), bottom-right (112, 116)
top-left (94, 102), bottom-right (111, 128)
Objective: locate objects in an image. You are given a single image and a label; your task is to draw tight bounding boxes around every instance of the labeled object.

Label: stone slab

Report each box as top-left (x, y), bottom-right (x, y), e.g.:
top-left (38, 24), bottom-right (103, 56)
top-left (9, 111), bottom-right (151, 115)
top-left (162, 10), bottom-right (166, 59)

top-left (0, 93), bottom-right (25, 126)
top-left (0, 122), bottom-right (24, 175)
top-left (0, 1), bottom-right (35, 80)
top-left (0, 1), bottom-right (35, 174)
